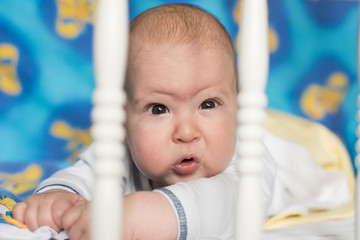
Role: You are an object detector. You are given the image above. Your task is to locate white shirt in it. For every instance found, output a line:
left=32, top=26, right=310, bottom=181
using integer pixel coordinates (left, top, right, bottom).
left=35, top=130, right=280, bottom=240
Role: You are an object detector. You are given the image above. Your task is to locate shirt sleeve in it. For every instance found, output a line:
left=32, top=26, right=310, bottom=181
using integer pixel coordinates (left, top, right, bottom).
left=34, top=146, right=95, bottom=200
left=154, top=145, right=278, bottom=240
left=155, top=173, right=237, bottom=240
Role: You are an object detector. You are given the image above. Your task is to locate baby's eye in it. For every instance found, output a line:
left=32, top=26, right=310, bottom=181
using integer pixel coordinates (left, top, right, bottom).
left=147, top=104, right=169, bottom=115
left=200, top=99, right=219, bottom=109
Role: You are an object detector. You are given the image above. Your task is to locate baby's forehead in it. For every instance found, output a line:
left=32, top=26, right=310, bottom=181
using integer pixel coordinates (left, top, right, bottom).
left=127, top=44, right=237, bottom=93
left=131, top=37, right=236, bottom=66
left=130, top=42, right=235, bottom=75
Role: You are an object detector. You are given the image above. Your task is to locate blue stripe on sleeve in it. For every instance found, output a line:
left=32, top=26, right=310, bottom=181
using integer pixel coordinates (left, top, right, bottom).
left=157, top=188, right=187, bottom=240
left=35, top=184, right=80, bottom=195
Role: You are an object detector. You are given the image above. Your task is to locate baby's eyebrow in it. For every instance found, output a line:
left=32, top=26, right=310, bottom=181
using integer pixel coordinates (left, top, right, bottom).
left=131, top=84, right=231, bottom=107
left=130, top=92, right=169, bottom=107
left=133, top=90, right=181, bottom=103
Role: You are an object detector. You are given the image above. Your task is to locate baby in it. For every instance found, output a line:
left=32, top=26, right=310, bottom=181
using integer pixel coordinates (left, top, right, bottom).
left=13, top=4, right=276, bottom=240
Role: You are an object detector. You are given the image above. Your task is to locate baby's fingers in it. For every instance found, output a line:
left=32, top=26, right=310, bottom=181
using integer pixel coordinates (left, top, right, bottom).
left=62, top=204, right=90, bottom=240
left=22, top=202, right=40, bottom=231
left=51, top=197, right=83, bottom=230
left=13, top=200, right=41, bottom=231
left=61, top=202, right=89, bottom=231
left=12, top=202, right=27, bottom=224
left=61, top=206, right=81, bottom=231
left=38, top=204, right=61, bottom=232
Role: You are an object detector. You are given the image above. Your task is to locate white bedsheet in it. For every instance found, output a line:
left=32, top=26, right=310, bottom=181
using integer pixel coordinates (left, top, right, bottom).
left=263, top=217, right=354, bottom=240
left=0, top=217, right=354, bottom=240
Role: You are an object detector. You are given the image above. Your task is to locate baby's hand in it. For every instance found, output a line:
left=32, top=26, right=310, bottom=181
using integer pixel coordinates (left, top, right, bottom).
left=12, top=190, right=87, bottom=232
left=61, top=201, right=90, bottom=240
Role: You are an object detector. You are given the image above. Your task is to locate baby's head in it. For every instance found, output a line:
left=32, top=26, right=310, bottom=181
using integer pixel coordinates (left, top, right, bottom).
left=128, top=4, right=236, bottom=77
left=125, top=4, right=238, bottom=188
left=127, top=4, right=237, bottom=91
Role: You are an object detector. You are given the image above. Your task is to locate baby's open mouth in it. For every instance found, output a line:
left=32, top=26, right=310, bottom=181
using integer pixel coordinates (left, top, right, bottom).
left=182, top=158, right=193, bottom=162
left=174, top=157, right=199, bottom=175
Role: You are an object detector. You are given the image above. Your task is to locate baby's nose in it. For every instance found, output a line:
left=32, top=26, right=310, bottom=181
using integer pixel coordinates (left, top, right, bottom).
left=172, top=118, right=200, bottom=143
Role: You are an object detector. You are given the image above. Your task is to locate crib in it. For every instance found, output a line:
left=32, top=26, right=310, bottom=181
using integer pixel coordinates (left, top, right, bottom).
left=0, top=0, right=357, bottom=239
left=90, top=0, right=359, bottom=240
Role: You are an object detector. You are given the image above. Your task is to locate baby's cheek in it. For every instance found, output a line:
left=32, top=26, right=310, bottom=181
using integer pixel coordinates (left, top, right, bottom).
left=131, top=139, right=159, bottom=167
left=214, top=130, right=236, bottom=166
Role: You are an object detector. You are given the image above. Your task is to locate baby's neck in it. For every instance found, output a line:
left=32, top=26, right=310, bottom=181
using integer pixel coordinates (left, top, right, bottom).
left=149, top=179, right=166, bottom=189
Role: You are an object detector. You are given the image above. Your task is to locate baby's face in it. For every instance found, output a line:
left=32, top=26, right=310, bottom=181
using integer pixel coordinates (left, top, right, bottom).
left=126, top=43, right=237, bottom=188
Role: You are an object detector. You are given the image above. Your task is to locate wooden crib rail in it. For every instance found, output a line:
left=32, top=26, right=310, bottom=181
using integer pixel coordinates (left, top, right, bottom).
left=91, top=0, right=128, bottom=239
left=235, top=0, right=269, bottom=240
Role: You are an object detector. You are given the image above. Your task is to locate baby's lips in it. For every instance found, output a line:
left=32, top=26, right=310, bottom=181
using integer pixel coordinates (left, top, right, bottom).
left=174, top=159, right=199, bottom=175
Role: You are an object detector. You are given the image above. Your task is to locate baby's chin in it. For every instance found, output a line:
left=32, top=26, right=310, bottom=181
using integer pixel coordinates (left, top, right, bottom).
left=164, top=174, right=215, bottom=187
left=149, top=177, right=197, bottom=189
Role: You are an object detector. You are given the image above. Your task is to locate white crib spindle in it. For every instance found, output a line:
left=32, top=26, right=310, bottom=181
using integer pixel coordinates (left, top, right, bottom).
left=91, top=0, right=128, bottom=240
left=355, top=1, right=360, bottom=239
left=235, top=0, right=269, bottom=240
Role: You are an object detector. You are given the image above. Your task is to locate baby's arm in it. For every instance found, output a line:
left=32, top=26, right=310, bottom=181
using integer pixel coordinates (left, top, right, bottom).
left=122, top=191, right=178, bottom=240
left=60, top=191, right=178, bottom=240
left=12, top=189, right=87, bottom=232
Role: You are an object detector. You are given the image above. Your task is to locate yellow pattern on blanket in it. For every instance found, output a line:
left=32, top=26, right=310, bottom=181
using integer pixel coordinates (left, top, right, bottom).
left=0, top=189, right=28, bottom=229
left=264, top=109, right=354, bottom=229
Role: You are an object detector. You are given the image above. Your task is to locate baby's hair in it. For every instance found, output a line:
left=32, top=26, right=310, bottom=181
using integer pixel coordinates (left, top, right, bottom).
left=127, top=3, right=238, bottom=91
left=130, top=4, right=234, bottom=51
